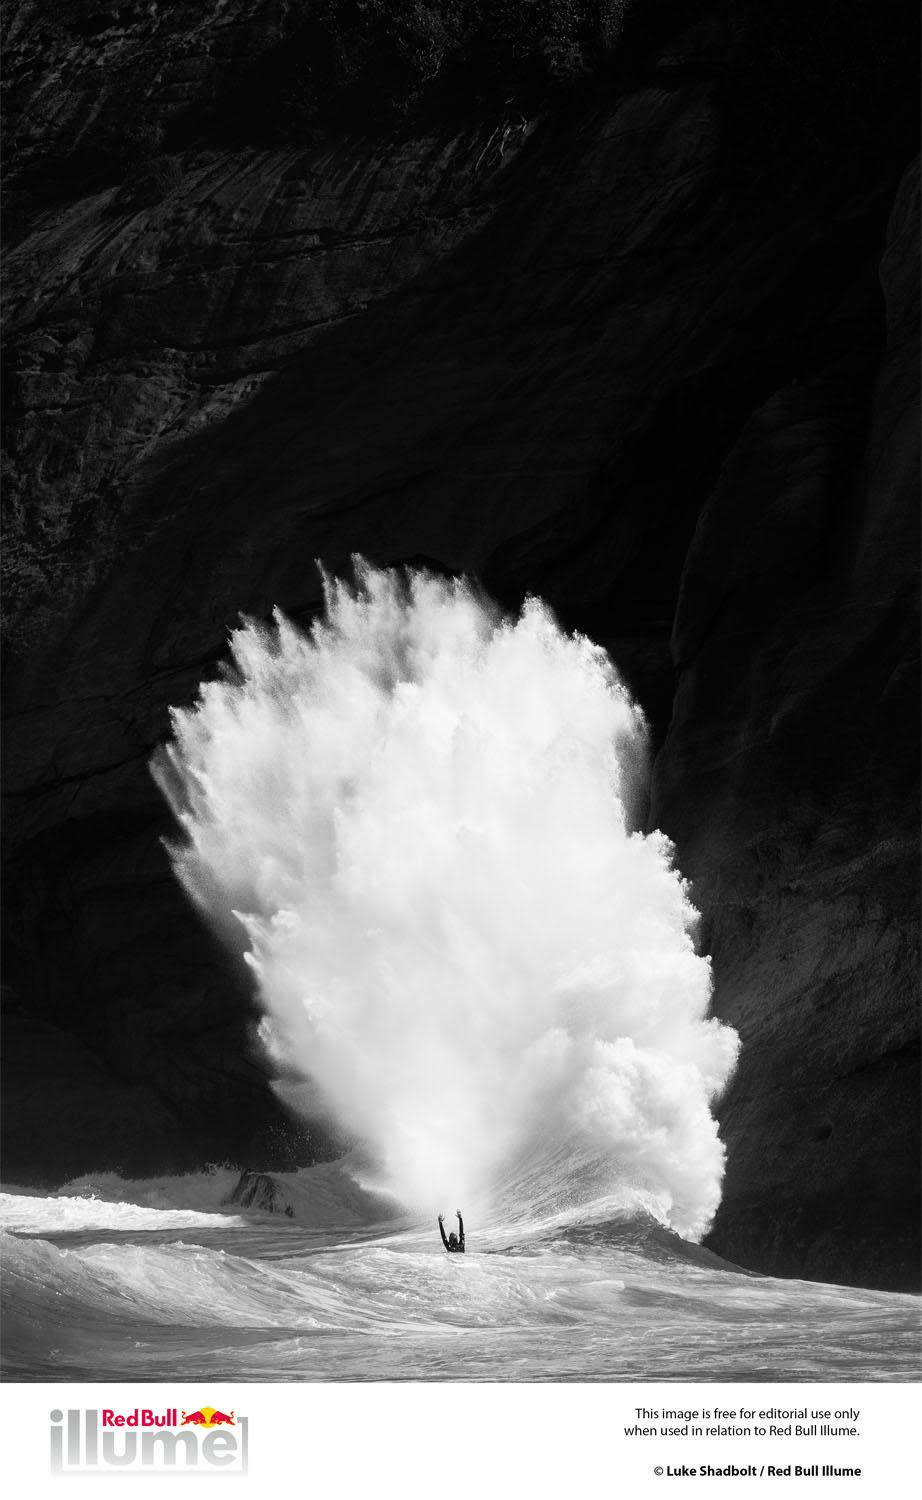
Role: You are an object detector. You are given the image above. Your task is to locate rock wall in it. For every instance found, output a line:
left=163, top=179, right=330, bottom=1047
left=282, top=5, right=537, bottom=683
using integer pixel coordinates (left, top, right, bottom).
left=2, top=0, right=918, bottom=1287
left=653, top=160, right=921, bottom=1290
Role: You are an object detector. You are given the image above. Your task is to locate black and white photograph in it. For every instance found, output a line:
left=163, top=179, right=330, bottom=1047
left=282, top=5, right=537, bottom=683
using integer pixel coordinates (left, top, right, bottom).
left=1, top=0, right=919, bottom=1450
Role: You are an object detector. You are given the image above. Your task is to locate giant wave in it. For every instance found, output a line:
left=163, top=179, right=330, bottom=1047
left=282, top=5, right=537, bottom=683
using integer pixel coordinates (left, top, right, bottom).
left=8, top=565, right=917, bottom=1385
left=153, top=563, right=738, bottom=1238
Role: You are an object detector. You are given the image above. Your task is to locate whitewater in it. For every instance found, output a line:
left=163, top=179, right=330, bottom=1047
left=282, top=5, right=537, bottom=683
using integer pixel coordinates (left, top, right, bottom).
left=3, top=565, right=918, bottom=1381
left=2, top=1166, right=918, bottom=1381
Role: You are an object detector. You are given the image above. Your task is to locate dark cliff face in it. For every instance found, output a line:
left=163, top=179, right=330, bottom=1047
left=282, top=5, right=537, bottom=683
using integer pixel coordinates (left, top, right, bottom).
left=2, top=1, right=918, bottom=1288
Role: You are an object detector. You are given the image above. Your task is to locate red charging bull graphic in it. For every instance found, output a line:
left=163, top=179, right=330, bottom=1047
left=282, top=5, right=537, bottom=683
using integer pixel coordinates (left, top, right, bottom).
left=181, top=1406, right=236, bottom=1428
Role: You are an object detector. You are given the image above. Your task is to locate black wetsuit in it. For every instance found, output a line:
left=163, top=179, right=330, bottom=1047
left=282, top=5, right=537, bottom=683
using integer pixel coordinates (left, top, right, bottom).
left=439, top=1213, right=465, bottom=1253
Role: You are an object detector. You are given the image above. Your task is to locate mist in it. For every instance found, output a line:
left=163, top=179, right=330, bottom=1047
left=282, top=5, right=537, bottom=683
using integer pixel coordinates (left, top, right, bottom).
left=154, top=563, right=738, bottom=1239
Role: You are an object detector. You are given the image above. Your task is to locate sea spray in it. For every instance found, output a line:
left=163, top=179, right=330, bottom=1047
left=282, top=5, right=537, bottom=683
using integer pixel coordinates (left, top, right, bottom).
left=153, top=563, right=738, bottom=1238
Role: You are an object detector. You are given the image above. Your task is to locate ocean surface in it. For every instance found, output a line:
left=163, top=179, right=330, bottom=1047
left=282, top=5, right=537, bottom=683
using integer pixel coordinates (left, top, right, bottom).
left=2, top=1164, right=918, bottom=1383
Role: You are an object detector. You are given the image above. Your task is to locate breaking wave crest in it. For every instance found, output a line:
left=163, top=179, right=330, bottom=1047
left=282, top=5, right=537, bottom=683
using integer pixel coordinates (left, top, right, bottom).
left=153, top=563, right=738, bottom=1239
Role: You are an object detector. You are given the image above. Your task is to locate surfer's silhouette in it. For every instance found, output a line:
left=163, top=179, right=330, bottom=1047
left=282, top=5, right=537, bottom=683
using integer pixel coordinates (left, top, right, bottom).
left=438, top=1210, right=465, bottom=1253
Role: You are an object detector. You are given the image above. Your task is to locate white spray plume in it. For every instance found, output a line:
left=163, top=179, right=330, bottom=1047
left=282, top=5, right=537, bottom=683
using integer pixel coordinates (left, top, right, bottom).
left=154, top=562, right=738, bottom=1239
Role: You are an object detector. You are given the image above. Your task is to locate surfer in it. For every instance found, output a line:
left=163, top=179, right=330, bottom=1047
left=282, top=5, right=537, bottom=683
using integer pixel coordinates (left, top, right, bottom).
left=438, top=1210, right=465, bottom=1253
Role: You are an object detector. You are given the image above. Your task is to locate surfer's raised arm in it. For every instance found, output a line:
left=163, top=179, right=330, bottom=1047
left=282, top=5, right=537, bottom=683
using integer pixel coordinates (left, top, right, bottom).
left=438, top=1213, right=451, bottom=1251
left=456, top=1210, right=465, bottom=1251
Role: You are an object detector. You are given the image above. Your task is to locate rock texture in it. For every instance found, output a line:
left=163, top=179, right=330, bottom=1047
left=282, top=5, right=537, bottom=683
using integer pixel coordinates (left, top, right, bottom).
left=228, top=1170, right=295, bottom=1217
left=223, top=1162, right=399, bottom=1226
left=2, top=1, right=918, bottom=1288
left=653, top=160, right=921, bottom=1291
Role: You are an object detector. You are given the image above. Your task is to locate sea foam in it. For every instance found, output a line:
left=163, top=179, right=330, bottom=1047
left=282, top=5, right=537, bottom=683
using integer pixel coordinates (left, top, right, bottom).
left=154, top=563, right=738, bottom=1238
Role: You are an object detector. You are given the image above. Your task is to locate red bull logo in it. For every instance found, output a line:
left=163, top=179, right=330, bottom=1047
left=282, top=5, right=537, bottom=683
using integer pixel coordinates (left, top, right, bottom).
left=181, top=1407, right=236, bottom=1428
left=52, top=1406, right=247, bottom=1473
